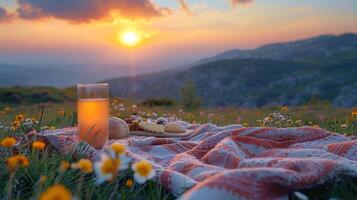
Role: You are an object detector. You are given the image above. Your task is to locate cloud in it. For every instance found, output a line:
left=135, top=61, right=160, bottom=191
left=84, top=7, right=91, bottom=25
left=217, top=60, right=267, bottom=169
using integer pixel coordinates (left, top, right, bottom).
left=177, top=0, right=192, bottom=15
left=0, top=7, right=13, bottom=22
left=16, top=0, right=172, bottom=22
left=230, top=0, right=253, bottom=7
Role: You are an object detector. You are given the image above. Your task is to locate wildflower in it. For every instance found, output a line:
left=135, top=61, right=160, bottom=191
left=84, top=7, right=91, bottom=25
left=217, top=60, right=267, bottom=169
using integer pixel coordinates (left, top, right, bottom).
left=57, top=110, right=65, bottom=116
left=6, top=155, right=29, bottom=172
left=41, top=126, right=50, bottom=131
left=71, top=159, right=93, bottom=174
left=243, top=122, right=249, bottom=127
left=132, top=160, right=156, bottom=184
left=15, top=114, right=24, bottom=122
left=281, top=106, right=289, bottom=112
left=340, top=124, right=347, bottom=129
left=94, top=155, right=128, bottom=184
left=60, top=161, right=70, bottom=172
left=32, top=118, right=39, bottom=124
left=23, top=118, right=34, bottom=129
left=132, top=104, right=138, bottom=110
left=4, top=107, right=11, bottom=112
left=352, top=108, right=357, bottom=116
left=32, top=140, right=46, bottom=150
left=125, top=179, right=134, bottom=188
left=12, top=120, right=21, bottom=129
left=39, top=176, right=47, bottom=184
left=295, top=120, right=303, bottom=126
left=109, top=143, right=126, bottom=158
left=50, top=126, right=56, bottom=131
left=1, top=137, right=17, bottom=148
left=39, top=184, right=72, bottom=200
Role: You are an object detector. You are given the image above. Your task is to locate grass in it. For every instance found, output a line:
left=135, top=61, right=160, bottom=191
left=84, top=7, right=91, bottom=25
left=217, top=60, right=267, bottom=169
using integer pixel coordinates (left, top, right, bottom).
left=0, top=99, right=356, bottom=199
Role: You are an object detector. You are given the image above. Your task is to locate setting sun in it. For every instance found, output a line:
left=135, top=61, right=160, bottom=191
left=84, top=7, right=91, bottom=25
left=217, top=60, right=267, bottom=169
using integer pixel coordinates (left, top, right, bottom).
left=121, top=31, right=140, bottom=47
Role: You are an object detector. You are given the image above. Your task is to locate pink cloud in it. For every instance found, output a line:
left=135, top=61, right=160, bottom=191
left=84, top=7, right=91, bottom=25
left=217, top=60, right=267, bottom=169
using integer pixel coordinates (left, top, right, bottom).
left=230, top=0, right=253, bottom=7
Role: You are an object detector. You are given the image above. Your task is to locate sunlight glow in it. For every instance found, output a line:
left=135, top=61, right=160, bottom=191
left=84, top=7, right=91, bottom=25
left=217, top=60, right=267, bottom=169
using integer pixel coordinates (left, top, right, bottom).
left=120, top=31, right=140, bottom=47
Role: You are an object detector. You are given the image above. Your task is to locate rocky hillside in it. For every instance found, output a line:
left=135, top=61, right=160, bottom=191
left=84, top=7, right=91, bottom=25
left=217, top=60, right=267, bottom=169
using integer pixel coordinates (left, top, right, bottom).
left=108, top=33, right=357, bottom=107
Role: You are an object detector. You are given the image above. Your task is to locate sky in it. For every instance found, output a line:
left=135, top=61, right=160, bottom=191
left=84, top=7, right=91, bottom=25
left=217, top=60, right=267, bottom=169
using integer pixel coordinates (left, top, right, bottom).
left=0, top=0, right=357, bottom=75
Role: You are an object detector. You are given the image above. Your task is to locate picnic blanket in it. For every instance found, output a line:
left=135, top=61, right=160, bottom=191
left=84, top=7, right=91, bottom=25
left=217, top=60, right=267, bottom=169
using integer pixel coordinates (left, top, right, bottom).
left=42, top=122, right=357, bottom=200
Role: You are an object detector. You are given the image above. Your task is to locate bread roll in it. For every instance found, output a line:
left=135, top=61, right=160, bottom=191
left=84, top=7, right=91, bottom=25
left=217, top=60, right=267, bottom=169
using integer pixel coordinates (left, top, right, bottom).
left=164, top=122, right=185, bottom=133
left=109, top=117, right=130, bottom=139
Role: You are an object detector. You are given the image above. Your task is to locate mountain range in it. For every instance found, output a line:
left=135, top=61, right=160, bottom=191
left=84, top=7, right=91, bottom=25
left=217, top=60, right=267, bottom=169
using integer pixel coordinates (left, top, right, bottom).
left=107, top=33, right=357, bottom=107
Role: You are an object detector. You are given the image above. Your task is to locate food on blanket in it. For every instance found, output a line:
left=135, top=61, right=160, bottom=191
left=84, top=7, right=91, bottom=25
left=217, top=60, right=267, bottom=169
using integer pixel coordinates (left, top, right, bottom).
left=164, top=122, right=185, bottom=133
left=109, top=117, right=130, bottom=139
left=156, top=117, right=168, bottom=125
left=138, top=121, right=165, bottom=134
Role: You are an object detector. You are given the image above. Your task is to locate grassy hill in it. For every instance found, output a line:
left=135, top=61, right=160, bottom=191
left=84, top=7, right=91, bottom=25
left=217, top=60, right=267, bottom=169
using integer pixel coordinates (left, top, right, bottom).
left=107, top=57, right=357, bottom=107
left=0, top=86, right=76, bottom=104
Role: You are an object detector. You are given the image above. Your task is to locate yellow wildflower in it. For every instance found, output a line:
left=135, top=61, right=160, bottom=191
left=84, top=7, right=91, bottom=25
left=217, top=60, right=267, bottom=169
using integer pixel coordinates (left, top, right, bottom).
left=32, top=140, right=46, bottom=151
left=341, top=124, right=347, bottom=129
left=12, top=121, right=21, bottom=129
left=352, top=108, right=357, bottom=116
left=15, top=114, right=24, bottom=122
left=125, top=179, right=134, bottom=188
left=1, top=137, right=17, bottom=148
left=4, top=107, right=11, bottom=112
left=32, top=118, right=39, bottom=124
left=39, top=176, right=47, bottom=184
left=57, top=110, right=65, bottom=116
left=50, top=126, right=56, bottom=131
left=39, top=184, right=72, bottom=200
left=60, top=161, right=70, bottom=172
left=6, top=154, right=29, bottom=172
left=132, top=160, right=156, bottom=184
left=243, top=122, right=249, bottom=127
left=281, top=106, right=289, bottom=112
left=71, top=159, right=93, bottom=174
left=94, top=155, right=129, bottom=184
left=109, top=143, right=126, bottom=157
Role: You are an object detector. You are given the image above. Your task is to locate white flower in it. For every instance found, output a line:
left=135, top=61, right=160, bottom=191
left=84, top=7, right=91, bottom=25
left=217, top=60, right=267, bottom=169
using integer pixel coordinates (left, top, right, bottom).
left=107, top=143, right=128, bottom=159
left=94, top=155, right=129, bottom=184
left=132, top=160, right=156, bottom=184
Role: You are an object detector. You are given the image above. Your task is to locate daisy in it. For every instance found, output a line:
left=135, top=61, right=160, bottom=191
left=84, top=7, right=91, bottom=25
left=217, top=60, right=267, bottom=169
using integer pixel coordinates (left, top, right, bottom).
left=132, top=160, right=156, bottom=184
left=94, top=155, right=129, bottom=184
left=108, top=143, right=126, bottom=159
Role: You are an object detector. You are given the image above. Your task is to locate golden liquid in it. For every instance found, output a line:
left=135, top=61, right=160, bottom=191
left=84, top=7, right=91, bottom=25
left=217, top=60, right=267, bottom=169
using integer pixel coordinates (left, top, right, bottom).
left=78, top=98, right=109, bottom=149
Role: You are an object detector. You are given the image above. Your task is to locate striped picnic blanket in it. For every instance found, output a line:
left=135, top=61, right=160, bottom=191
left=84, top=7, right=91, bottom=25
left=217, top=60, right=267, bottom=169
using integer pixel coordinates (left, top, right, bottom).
left=43, top=122, right=357, bottom=200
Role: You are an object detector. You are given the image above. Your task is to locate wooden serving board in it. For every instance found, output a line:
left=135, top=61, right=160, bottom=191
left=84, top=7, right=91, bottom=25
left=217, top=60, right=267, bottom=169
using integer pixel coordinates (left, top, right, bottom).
left=130, top=129, right=194, bottom=138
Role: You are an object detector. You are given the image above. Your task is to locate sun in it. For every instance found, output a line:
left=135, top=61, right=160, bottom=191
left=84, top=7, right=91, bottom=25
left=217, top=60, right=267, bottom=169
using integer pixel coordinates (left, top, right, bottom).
left=120, top=31, right=140, bottom=47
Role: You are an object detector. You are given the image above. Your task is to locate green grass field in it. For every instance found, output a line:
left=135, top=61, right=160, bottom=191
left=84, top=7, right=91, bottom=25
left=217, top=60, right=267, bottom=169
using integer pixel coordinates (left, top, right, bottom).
left=0, top=99, right=356, bottom=199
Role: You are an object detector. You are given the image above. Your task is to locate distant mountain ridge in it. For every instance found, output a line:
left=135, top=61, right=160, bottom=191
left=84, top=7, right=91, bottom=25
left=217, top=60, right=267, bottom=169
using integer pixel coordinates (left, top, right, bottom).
left=196, top=33, right=357, bottom=65
left=107, top=33, right=357, bottom=107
